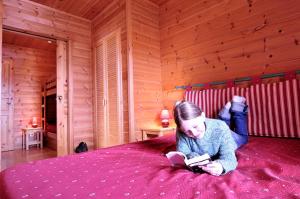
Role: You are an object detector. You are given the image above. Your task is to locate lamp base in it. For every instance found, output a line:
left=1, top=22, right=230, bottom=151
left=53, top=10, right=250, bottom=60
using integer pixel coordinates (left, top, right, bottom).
left=161, top=121, right=169, bottom=128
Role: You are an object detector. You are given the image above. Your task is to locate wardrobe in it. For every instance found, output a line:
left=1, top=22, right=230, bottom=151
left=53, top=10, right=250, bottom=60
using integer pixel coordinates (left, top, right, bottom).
left=94, top=30, right=124, bottom=148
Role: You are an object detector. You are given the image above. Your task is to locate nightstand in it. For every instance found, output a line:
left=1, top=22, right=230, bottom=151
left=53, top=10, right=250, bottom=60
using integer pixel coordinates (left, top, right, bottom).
left=141, top=127, right=175, bottom=140
left=21, top=127, right=44, bottom=150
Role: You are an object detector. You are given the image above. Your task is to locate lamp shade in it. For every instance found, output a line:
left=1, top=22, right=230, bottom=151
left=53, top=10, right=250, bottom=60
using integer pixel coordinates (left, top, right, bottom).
left=160, top=109, right=170, bottom=119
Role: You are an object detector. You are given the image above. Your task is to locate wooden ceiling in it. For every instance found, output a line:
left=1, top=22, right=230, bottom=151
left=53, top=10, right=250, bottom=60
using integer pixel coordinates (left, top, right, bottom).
left=30, top=0, right=168, bottom=20
left=3, top=30, right=56, bottom=52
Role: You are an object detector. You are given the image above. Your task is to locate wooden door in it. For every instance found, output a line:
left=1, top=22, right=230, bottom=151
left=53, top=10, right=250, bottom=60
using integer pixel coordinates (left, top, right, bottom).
left=1, top=59, right=14, bottom=151
left=106, top=33, right=123, bottom=146
left=95, top=30, right=123, bottom=148
left=95, top=42, right=108, bottom=147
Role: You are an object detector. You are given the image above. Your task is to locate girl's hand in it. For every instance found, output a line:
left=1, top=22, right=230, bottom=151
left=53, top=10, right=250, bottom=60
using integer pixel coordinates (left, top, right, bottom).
left=200, top=161, right=223, bottom=176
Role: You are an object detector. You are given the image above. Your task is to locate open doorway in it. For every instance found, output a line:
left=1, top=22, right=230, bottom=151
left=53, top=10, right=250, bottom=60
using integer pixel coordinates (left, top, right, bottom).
left=1, top=30, right=58, bottom=170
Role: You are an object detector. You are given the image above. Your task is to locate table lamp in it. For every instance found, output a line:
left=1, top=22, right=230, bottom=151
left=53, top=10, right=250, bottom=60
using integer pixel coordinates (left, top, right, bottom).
left=32, top=117, right=38, bottom=128
left=160, top=109, right=170, bottom=128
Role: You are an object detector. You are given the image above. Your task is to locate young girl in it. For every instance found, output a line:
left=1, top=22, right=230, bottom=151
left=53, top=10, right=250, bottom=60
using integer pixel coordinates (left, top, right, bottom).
left=174, top=96, right=248, bottom=176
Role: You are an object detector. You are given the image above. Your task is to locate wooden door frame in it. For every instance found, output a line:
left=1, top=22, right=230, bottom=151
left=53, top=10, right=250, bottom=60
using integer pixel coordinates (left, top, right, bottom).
left=126, top=0, right=135, bottom=142
left=0, top=27, right=73, bottom=170
left=56, top=40, right=69, bottom=156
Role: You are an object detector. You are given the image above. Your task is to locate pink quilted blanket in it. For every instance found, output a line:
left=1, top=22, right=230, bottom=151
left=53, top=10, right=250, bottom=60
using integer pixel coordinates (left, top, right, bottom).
left=0, top=135, right=299, bottom=198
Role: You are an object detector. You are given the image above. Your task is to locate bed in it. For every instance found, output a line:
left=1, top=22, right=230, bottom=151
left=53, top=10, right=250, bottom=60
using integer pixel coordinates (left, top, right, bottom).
left=0, top=134, right=299, bottom=199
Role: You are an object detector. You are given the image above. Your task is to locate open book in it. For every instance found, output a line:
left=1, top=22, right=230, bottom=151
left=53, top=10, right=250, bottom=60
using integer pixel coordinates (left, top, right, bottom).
left=166, top=151, right=211, bottom=169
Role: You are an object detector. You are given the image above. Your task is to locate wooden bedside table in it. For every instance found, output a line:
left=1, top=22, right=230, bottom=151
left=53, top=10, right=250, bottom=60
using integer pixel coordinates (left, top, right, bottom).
left=21, top=127, right=44, bottom=150
left=141, top=127, right=175, bottom=140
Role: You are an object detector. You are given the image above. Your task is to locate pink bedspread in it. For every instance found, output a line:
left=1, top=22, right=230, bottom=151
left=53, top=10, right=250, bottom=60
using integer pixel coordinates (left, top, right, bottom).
left=1, top=135, right=300, bottom=199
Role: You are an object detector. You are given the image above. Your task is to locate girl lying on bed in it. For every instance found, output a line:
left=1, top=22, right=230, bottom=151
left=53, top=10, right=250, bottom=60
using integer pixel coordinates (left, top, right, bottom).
left=174, top=96, right=248, bottom=176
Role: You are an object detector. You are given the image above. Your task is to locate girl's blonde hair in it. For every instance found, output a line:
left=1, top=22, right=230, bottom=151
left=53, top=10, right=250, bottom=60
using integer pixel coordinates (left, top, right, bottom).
left=173, top=101, right=202, bottom=128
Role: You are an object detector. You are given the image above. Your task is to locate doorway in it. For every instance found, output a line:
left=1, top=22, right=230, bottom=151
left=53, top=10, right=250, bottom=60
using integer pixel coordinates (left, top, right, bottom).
left=0, top=29, right=69, bottom=170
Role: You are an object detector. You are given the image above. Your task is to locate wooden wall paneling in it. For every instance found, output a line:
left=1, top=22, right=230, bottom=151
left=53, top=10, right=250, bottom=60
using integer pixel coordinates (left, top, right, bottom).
left=160, top=0, right=249, bottom=38
left=30, top=0, right=114, bottom=20
left=32, top=0, right=168, bottom=20
left=30, top=0, right=167, bottom=19
left=160, top=3, right=300, bottom=62
left=3, top=0, right=93, bottom=151
left=131, top=0, right=162, bottom=139
left=3, top=29, right=56, bottom=51
left=162, top=88, right=184, bottom=126
left=92, top=0, right=125, bottom=39
left=160, top=0, right=300, bottom=94
left=149, top=0, right=169, bottom=6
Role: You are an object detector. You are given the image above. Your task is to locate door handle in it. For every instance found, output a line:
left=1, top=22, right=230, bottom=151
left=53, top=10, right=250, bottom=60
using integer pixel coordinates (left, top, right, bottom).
left=58, top=95, right=63, bottom=101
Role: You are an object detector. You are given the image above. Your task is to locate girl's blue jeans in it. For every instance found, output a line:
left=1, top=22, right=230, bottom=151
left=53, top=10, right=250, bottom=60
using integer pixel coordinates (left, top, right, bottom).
left=218, top=105, right=248, bottom=148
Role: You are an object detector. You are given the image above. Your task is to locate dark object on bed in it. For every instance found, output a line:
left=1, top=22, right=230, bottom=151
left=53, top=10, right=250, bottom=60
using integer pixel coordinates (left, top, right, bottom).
left=0, top=135, right=299, bottom=198
left=75, top=142, right=88, bottom=153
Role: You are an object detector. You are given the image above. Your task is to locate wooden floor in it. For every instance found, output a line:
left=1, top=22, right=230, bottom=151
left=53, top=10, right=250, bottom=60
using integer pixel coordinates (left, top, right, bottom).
left=1, top=147, right=57, bottom=171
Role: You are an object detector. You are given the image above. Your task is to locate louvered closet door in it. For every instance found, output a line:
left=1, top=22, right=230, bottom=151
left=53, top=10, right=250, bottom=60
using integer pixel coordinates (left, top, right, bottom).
left=95, top=43, right=107, bottom=147
left=95, top=30, right=123, bottom=148
left=106, top=34, right=123, bottom=146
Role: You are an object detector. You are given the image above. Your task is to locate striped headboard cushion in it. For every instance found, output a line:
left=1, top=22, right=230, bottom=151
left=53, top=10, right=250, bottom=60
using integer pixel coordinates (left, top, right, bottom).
left=185, top=79, right=300, bottom=138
